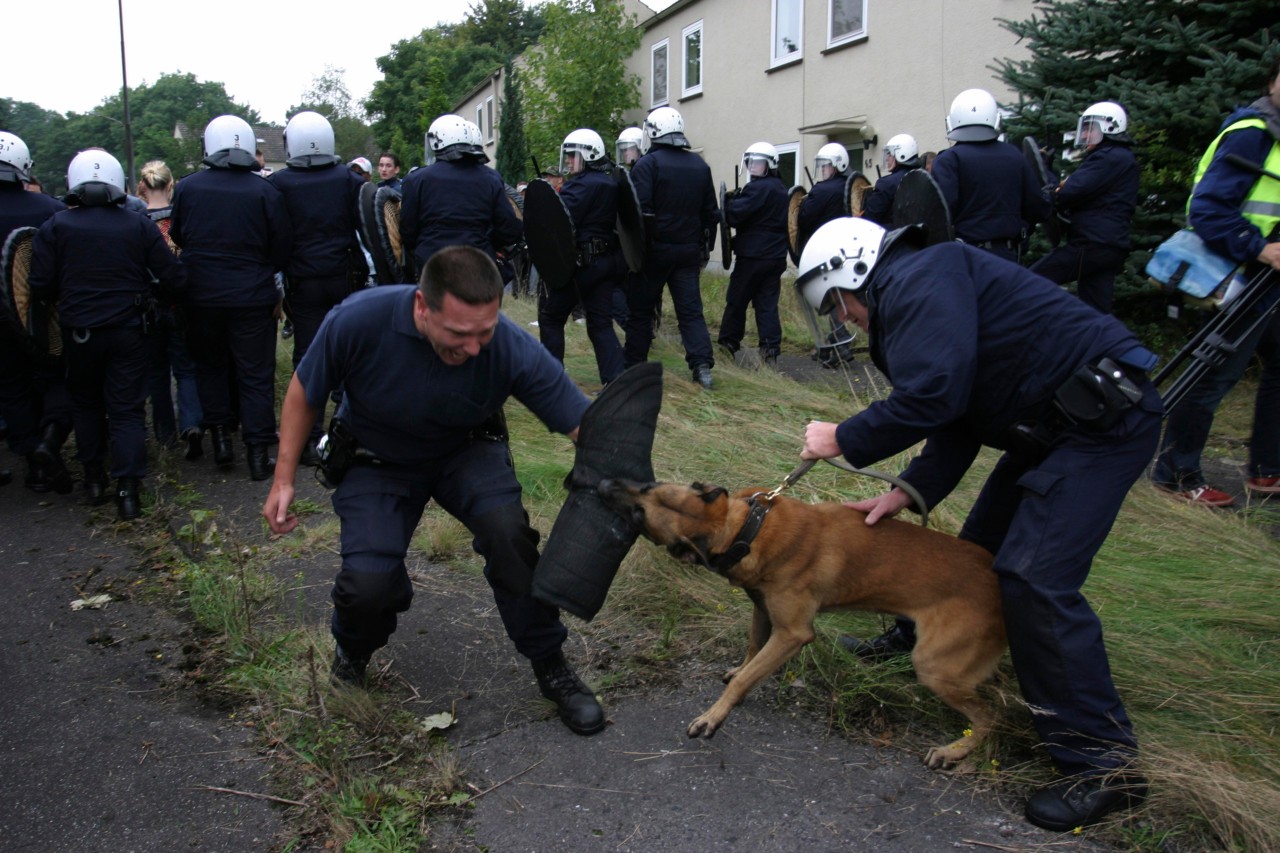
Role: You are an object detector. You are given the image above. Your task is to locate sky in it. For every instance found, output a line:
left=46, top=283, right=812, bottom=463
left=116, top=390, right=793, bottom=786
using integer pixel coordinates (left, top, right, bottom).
left=6, top=1, right=675, bottom=128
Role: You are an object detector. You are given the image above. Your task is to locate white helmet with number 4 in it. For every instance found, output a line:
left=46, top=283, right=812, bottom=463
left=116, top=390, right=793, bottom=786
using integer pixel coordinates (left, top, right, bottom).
left=643, top=106, right=689, bottom=150
left=0, top=131, right=33, bottom=183
left=284, top=110, right=336, bottom=159
left=795, top=217, right=887, bottom=315
left=945, top=89, right=1001, bottom=142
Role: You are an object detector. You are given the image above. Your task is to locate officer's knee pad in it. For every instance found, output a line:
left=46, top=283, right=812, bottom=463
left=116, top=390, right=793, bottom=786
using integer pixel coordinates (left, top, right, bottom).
left=332, top=568, right=413, bottom=616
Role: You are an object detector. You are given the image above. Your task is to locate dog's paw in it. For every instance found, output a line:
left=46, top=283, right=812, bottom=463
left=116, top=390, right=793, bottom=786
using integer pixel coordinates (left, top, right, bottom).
left=721, top=666, right=741, bottom=683
left=924, top=741, right=973, bottom=771
left=687, top=715, right=721, bottom=739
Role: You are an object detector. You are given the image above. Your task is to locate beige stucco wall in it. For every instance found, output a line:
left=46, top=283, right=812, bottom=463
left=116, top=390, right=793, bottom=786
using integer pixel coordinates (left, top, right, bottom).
left=623, top=0, right=1035, bottom=186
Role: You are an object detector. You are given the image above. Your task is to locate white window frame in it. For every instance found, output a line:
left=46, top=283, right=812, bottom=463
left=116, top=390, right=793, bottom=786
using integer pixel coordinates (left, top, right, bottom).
left=771, top=0, right=803, bottom=68
left=651, top=39, right=670, bottom=107
left=773, top=141, right=800, bottom=188
left=484, top=96, right=495, bottom=143
left=828, top=0, right=868, bottom=49
left=682, top=20, right=704, bottom=98
left=475, top=104, right=485, bottom=142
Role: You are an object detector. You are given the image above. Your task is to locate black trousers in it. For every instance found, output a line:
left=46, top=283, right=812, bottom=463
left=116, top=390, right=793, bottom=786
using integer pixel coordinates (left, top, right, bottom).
left=64, top=324, right=149, bottom=479
left=1030, top=242, right=1129, bottom=314
left=286, top=275, right=354, bottom=440
left=186, top=304, right=278, bottom=446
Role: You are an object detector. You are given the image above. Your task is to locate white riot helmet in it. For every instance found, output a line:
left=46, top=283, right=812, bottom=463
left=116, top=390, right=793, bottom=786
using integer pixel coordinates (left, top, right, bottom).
left=616, top=126, right=643, bottom=166
left=560, top=128, right=607, bottom=175
left=1075, top=101, right=1128, bottom=147
left=796, top=218, right=886, bottom=315
left=0, top=131, right=33, bottom=184
left=814, top=143, right=849, bottom=179
left=742, top=141, right=779, bottom=177
left=945, top=89, right=1001, bottom=142
left=66, top=148, right=127, bottom=206
left=426, top=114, right=486, bottom=164
left=643, top=106, right=689, bottom=149
left=284, top=110, right=335, bottom=159
left=203, top=114, right=257, bottom=167
left=882, top=133, right=920, bottom=169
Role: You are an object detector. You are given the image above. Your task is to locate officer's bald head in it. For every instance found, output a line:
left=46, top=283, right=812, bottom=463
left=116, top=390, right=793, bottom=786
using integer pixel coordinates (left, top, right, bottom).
left=420, top=245, right=504, bottom=311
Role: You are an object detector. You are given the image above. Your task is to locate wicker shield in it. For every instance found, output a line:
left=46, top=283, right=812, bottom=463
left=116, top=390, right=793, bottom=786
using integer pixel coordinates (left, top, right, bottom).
left=2, top=226, right=61, bottom=357
left=615, top=166, right=646, bottom=273
left=504, top=183, right=525, bottom=220
left=786, top=184, right=807, bottom=264
left=843, top=172, right=872, bottom=217
left=891, top=170, right=954, bottom=246
left=523, top=178, right=578, bottom=290
left=359, top=182, right=407, bottom=284
left=718, top=181, right=733, bottom=271
left=1023, top=135, right=1063, bottom=245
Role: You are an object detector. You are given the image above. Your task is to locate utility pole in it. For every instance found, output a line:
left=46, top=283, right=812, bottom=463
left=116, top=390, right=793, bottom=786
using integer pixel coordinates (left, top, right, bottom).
left=118, top=0, right=135, bottom=189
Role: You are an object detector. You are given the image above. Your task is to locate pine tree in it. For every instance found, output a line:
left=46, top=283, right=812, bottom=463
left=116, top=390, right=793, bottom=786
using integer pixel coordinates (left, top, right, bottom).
left=994, top=0, right=1278, bottom=300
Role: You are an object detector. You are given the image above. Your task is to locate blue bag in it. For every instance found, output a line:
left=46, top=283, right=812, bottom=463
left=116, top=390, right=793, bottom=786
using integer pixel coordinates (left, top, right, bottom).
left=1145, top=229, right=1240, bottom=299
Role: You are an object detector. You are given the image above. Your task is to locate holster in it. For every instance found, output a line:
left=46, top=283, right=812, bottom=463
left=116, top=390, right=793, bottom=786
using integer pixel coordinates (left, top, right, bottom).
left=316, top=418, right=371, bottom=488
left=1006, top=357, right=1143, bottom=456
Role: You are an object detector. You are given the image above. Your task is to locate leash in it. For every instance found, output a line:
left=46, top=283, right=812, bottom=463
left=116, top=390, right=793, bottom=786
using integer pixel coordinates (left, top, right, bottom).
left=766, top=457, right=931, bottom=529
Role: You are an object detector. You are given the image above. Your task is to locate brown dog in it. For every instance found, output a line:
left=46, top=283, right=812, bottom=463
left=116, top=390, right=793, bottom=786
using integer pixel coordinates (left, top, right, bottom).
left=599, top=479, right=1007, bottom=769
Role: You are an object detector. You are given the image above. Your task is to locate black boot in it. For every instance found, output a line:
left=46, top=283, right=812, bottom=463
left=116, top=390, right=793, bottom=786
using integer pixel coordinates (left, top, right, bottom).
left=83, top=461, right=109, bottom=504
left=209, top=425, right=234, bottom=470
left=532, top=651, right=605, bottom=735
left=246, top=444, right=275, bottom=481
left=115, top=477, right=142, bottom=521
left=31, top=423, right=74, bottom=494
left=1025, top=772, right=1147, bottom=831
left=838, top=621, right=917, bottom=662
left=331, top=645, right=370, bottom=686
left=182, top=427, right=204, bottom=461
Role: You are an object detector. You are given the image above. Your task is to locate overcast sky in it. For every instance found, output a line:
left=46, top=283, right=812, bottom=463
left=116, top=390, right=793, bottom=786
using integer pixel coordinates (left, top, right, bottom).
left=6, top=1, right=672, bottom=127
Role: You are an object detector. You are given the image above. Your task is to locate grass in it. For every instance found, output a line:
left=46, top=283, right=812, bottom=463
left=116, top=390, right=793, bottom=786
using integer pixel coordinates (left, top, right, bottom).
left=151, top=275, right=1278, bottom=852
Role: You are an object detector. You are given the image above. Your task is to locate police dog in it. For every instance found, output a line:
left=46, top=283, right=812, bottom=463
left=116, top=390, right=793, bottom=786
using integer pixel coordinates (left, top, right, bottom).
left=599, top=479, right=1006, bottom=769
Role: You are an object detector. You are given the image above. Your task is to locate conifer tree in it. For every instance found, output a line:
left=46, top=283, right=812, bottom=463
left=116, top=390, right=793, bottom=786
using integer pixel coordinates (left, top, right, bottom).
left=496, top=59, right=531, bottom=185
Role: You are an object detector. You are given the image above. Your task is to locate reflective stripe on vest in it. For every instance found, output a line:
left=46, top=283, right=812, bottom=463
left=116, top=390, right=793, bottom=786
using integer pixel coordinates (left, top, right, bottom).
left=1188, top=116, right=1280, bottom=241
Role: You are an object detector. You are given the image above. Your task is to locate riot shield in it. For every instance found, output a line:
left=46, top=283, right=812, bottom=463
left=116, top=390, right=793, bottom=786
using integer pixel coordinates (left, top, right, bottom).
left=843, top=172, right=872, bottom=217
left=358, top=182, right=408, bottom=284
left=1, top=226, right=61, bottom=360
left=523, top=178, right=578, bottom=291
left=615, top=166, right=646, bottom=273
left=1023, top=135, right=1062, bottom=245
left=718, top=181, right=733, bottom=271
left=786, top=184, right=807, bottom=264
left=891, top=170, right=954, bottom=245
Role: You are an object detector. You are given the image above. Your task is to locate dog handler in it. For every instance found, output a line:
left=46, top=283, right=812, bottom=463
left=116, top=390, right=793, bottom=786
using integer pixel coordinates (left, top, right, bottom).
left=796, top=217, right=1161, bottom=831
left=262, top=245, right=605, bottom=736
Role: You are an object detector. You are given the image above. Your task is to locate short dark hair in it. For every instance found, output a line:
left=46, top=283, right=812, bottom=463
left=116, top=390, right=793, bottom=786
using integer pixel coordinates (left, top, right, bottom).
left=379, top=152, right=401, bottom=168
left=419, top=245, right=503, bottom=310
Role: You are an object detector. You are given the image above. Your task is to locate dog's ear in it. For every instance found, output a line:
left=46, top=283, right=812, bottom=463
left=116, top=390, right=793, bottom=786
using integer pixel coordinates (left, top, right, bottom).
left=690, top=482, right=728, bottom=504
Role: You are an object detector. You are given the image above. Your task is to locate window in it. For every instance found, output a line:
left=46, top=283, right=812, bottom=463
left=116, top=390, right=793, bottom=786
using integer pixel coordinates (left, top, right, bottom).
left=829, top=0, right=867, bottom=48
left=651, top=39, right=669, bottom=107
left=484, top=96, right=495, bottom=143
left=475, top=104, right=485, bottom=142
left=774, top=142, right=799, bottom=188
left=682, top=21, right=703, bottom=98
left=772, top=0, right=802, bottom=66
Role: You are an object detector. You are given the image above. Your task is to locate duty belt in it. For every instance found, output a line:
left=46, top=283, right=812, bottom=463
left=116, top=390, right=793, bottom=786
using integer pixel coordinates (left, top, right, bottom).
left=577, top=237, right=619, bottom=266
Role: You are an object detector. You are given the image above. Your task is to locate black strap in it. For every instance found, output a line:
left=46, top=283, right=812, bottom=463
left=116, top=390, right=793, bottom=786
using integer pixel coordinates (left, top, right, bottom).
left=707, top=495, right=772, bottom=574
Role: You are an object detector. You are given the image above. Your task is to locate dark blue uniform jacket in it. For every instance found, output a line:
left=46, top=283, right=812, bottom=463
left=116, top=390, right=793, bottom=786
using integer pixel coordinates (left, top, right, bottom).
left=296, top=286, right=588, bottom=466
left=1188, top=102, right=1280, bottom=265
left=559, top=169, right=619, bottom=244
left=0, top=184, right=66, bottom=236
left=863, top=166, right=914, bottom=227
left=630, top=146, right=718, bottom=249
left=29, top=205, right=185, bottom=328
left=931, top=141, right=1050, bottom=244
left=1055, top=141, right=1139, bottom=249
left=835, top=242, right=1155, bottom=508
left=399, top=160, right=522, bottom=270
left=268, top=162, right=365, bottom=278
left=796, top=175, right=846, bottom=250
left=726, top=174, right=787, bottom=259
left=170, top=167, right=292, bottom=307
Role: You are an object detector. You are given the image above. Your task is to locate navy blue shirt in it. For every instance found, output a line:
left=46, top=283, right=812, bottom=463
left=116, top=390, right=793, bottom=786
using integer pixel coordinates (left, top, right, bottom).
left=28, top=205, right=185, bottom=328
left=1055, top=141, right=1139, bottom=249
left=296, top=286, right=589, bottom=466
left=399, top=160, right=522, bottom=271
left=726, top=173, right=787, bottom=260
left=835, top=242, right=1151, bottom=507
left=0, top=183, right=66, bottom=237
left=862, top=166, right=916, bottom=227
left=931, top=141, right=1051, bottom=244
left=630, top=145, right=718, bottom=249
left=796, top=175, right=846, bottom=251
left=268, top=162, right=365, bottom=279
left=377, top=177, right=402, bottom=192
left=559, top=168, right=619, bottom=244
left=170, top=166, right=293, bottom=307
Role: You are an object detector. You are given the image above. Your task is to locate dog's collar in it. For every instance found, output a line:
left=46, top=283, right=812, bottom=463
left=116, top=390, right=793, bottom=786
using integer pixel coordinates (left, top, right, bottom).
left=707, top=494, right=772, bottom=574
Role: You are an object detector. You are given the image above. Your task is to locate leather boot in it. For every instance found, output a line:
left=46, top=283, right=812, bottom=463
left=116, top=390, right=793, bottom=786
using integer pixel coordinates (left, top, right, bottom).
left=83, top=461, right=109, bottom=504
left=31, top=423, right=74, bottom=494
left=182, top=427, right=204, bottom=461
left=115, top=477, right=142, bottom=521
left=209, top=425, right=234, bottom=470
left=246, top=444, right=275, bottom=481
left=531, top=651, right=605, bottom=735
left=838, top=621, right=917, bottom=662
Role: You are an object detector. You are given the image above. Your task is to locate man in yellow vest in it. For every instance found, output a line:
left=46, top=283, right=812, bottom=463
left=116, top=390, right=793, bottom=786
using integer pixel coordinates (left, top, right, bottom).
left=1152, top=57, right=1280, bottom=505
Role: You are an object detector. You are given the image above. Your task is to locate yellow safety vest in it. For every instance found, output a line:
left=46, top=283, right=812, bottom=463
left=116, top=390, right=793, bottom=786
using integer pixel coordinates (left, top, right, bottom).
left=1188, top=116, right=1280, bottom=241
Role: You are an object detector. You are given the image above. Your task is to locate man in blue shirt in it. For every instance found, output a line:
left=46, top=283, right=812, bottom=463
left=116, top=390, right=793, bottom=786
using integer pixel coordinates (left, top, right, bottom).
left=263, top=245, right=605, bottom=735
